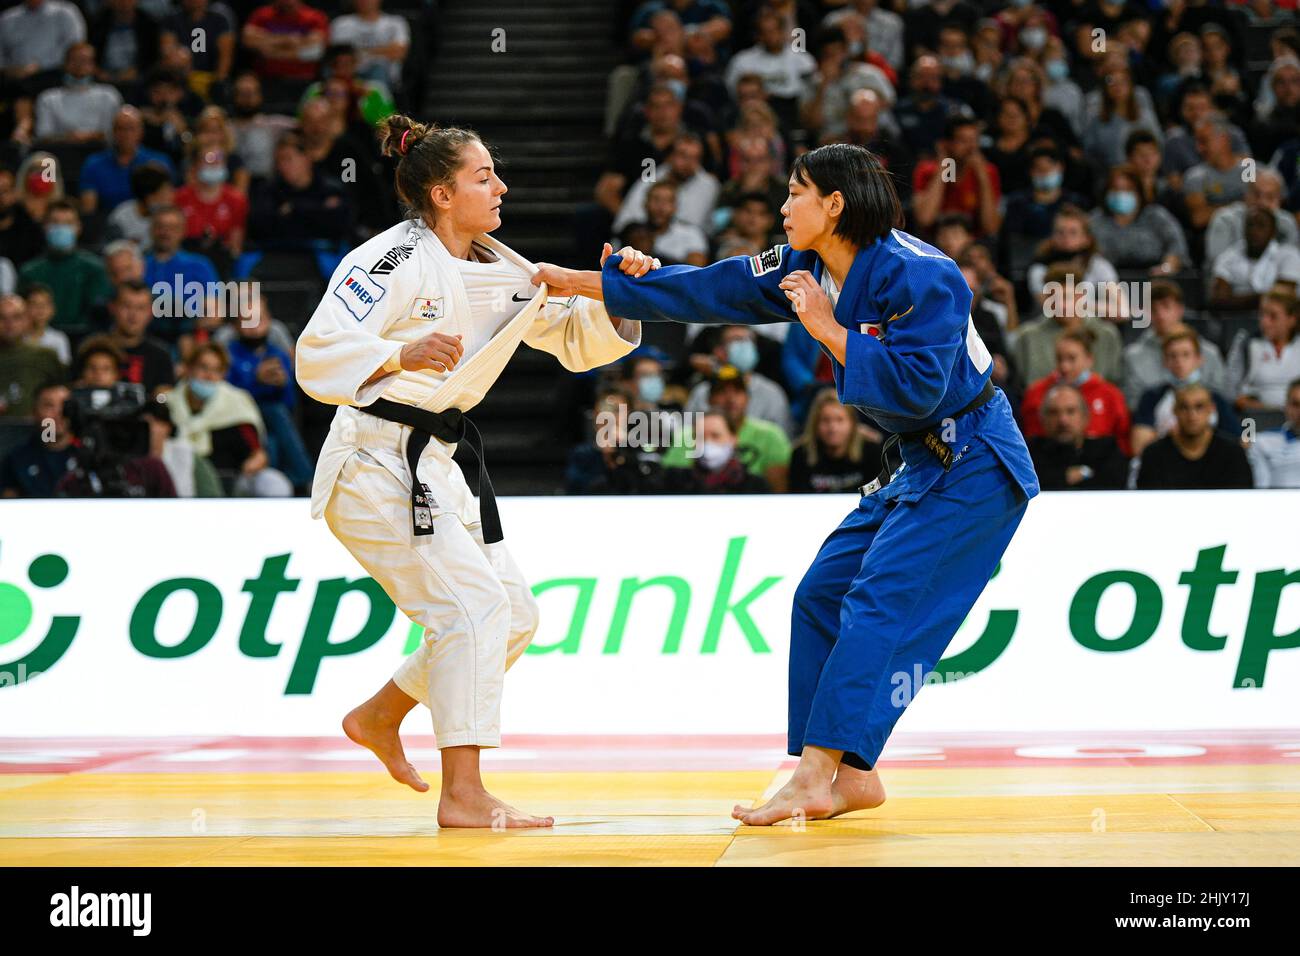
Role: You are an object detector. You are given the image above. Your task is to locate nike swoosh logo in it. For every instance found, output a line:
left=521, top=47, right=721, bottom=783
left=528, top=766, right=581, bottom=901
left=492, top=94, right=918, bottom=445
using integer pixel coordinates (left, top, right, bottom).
left=888, top=305, right=913, bottom=322
left=512, top=293, right=532, bottom=302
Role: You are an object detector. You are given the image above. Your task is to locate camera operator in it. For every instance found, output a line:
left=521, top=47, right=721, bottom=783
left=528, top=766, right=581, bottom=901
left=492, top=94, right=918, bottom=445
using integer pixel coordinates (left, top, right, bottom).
left=55, top=336, right=177, bottom=498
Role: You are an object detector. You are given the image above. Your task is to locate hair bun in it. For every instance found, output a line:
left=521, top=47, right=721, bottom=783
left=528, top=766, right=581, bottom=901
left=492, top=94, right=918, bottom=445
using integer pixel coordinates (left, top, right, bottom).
left=380, top=115, right=431, bottom=159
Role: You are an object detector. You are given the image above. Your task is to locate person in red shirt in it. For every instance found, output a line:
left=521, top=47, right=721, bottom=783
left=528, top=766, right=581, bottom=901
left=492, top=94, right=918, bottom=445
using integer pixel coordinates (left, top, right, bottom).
left=912, top=114, right=1002, bottom=239
left=175, top=148, right=248, bottom=258
left=1022, top=329, right=1132, bottom=455
left=241, top=0, right=328, bottom=84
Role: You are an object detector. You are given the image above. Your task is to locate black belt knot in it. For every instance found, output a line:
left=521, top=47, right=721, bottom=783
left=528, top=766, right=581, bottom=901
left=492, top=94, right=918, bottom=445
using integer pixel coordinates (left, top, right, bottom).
left=862, top=378, right=997, bottom=496
left=355, top=398, right=503, bottom=544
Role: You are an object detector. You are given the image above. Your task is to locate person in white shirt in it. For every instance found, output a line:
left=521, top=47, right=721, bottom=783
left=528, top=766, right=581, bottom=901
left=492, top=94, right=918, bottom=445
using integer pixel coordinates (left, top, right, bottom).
left=626, top=179, right=708, bottom=265
left=0, top=0, right=86, bottom=83
left=1248, top=379, right=1300, bottom=487
left=724, top=7, right=816, bottom=104
left=329, top=0, right=409, bottom=88
left=1228, top=291, right=1300, bottom=413
left=296, top=116, right=644, bottom=828
left=34, top=43, right=122, bottom=145
left=612, top=133, right=719, bottom=235
left=1211, top=209, right=1300, bottom=302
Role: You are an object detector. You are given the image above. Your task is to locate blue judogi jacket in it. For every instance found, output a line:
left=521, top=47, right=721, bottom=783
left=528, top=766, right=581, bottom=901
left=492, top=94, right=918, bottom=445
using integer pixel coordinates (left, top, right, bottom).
left=602, top=229, right=1040, bottom=503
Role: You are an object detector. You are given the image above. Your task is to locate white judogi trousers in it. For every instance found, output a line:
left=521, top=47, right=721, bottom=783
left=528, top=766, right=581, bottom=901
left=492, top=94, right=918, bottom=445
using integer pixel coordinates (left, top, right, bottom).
left=322, top=413, right=539, bottom=749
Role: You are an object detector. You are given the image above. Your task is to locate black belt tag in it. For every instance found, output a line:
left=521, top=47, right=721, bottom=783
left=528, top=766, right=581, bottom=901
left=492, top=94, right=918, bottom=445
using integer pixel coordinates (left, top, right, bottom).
left=921, top=431, right=955, bottom=471
left=412, top=482, right=436, bottom=536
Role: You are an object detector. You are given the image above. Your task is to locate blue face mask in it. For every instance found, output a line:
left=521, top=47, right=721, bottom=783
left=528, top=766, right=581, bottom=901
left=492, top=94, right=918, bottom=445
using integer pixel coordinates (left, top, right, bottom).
left=1046, top=59, right=1069, bottom=81
left=1106, top=190, right=1138, bottom=216
left=637, top=374, right=665, bottom=404
left=189, top=378, right=219, bottom=401
left=1032, top=169, right=1063, bottom=192
left=726, top=339, right=759, bottom=373
left=45, top=223, right=76, bottom=252
left=1069, top=369, right=1092, bottom=387
left=1174, top=368, right=1202, bottom=386
left=198, top=166, right=229, bottom=186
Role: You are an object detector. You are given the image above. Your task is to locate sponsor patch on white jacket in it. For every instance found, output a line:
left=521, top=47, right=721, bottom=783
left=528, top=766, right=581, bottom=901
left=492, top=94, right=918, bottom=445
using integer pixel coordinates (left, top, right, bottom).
left=334, top=267, right=385, bottom=321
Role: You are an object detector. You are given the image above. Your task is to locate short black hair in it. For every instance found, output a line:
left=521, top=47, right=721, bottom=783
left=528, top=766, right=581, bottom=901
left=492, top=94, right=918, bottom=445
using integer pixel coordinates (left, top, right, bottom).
left=130, top=162, right=172, bottom=201
left=936, top=212, right=974, bottom=233
left=1124, top=128, right=1159, bottom=155
left=943, top=114, right=979, bottom=141
left=1029, top=144, right=1062, bottom=165
left=789, top=144, right=903, bottom=248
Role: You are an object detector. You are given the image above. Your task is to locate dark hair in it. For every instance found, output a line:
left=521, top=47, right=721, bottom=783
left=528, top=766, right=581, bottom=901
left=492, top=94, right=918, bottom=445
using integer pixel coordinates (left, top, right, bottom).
left=75, top=334, right=125, bottom=376
left=789, top=144, right=903, bottom=248
left=114, top=279, right=150, bottom=301
left=379, top=113, right=488, bottom=225
left=130, top=162, right=173, bottom=201
left=1150, top=280, right=1183, bottom=304
left=943, top=114, right=979, bottom=141
left=1058, top=328, right=1096, bottom=355
left=936, top=212, right=974, bottom=234
left=1029, top=144, right=1062, bottom=165
left=45, top=198, right=79, bottom=221
left=1123, top=128, right=1159, bottom=156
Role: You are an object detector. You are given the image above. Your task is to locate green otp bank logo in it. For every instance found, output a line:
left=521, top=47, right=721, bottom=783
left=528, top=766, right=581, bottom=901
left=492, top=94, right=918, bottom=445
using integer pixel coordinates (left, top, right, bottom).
left=0, top=540, right=1296, bottom=694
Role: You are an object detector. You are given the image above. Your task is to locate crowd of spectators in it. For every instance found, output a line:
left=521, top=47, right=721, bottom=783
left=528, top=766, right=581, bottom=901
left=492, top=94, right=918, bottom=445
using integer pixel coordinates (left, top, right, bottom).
left=569, top=0, right=1300, bottom=494
left=0, top=0, right=414, bottom=497
left=2, top=0, right=1299, bottom=500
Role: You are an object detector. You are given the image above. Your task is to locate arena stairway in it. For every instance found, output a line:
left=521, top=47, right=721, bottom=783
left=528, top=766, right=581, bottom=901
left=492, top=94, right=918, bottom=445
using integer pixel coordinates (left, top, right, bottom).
left=422, top=0, right=625, bottom=494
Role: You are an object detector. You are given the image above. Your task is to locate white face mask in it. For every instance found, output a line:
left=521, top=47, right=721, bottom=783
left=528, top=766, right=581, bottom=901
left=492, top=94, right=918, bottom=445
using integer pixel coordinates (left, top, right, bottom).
left=698, top=440, right=733, bottom=470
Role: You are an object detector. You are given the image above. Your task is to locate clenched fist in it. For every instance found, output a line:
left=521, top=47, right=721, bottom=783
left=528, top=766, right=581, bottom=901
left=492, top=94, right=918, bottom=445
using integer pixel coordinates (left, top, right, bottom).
left=402, top=332, right=464, bottom=373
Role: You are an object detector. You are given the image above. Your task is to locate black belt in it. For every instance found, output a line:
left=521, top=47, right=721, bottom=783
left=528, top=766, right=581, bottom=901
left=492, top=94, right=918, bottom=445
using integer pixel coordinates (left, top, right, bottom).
left=861, top=378, right=997, bottom=496
left=355, top=398, right=503, bottom=544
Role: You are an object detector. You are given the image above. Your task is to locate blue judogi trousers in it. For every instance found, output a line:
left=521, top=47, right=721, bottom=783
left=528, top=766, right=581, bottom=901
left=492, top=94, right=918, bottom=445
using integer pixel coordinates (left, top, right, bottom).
left=789, top=439, right=1028, bottom=770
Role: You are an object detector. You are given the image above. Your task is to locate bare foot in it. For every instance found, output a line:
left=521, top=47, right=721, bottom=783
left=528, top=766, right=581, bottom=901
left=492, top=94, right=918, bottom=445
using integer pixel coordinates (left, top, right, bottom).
left=342, top=704, right=429, bottom=793
left=733, top=775, right=833, bottom=827
left=828, top=766, right=886, bottom=818
left=437, top=787, right=555, bottom=829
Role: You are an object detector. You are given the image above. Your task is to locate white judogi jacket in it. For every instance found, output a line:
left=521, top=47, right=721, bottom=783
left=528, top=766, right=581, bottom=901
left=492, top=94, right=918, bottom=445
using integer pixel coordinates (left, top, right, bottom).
left=297, top=218, right=641, bottom=521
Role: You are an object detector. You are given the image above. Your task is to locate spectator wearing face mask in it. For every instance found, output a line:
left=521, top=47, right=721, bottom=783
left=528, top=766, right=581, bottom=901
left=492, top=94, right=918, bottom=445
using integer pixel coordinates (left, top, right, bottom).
left=1090, top=163, right=1188, bottom=276
left=1248, top=378, right=1300, bottom=489
left=684, top=325, right=793, bottom=435
left=666, top=409, right=770, bottom=494
left=174, top=148, right=248, bottom=262
left=1027, top=383, right=1129, bottom=490
left=168, top=342, right=292, bottom=497
left=1135, top=384, right=1253, bottom=490
left=18, top=200, right=111, bottom=342
left=33, top=43, right=122, bottom=148
left=222, top=296, right=312, bottom=490
left=1020, top=329, right=1131, bottom=455
left=664, top=365, right=791, bottom=490
left=142, top=390, right=223, bottom=497
left=957, top=256, right=1022, bottom=405
left=565, top=385, right=668, bottom=495
left=999, top=145, right=1087, bottom=254
left=1131, top=327, right=1240, bottom=457
left=104, top=161, right=174, bottom=249
left=788, top=388, right=883, bottom=493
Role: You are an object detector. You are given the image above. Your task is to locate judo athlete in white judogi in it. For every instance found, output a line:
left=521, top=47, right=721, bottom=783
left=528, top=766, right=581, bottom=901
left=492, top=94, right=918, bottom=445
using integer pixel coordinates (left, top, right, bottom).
left=295, top=118, right=644, bottom=828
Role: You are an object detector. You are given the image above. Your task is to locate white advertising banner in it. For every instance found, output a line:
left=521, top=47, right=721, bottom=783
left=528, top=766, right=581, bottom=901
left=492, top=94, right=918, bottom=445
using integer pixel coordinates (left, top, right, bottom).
left=1, top=492, right=1298, bottom=737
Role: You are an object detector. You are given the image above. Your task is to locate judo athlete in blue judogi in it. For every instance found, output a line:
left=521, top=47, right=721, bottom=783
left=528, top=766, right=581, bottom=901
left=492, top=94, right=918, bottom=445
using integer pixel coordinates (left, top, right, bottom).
left=532, top=144, right=1040, bottom=826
